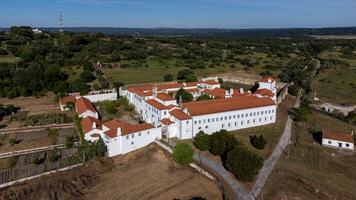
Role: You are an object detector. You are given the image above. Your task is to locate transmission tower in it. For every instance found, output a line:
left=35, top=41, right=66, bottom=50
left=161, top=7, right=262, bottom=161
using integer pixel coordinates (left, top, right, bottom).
left=59, top=11, right=64, bottom=33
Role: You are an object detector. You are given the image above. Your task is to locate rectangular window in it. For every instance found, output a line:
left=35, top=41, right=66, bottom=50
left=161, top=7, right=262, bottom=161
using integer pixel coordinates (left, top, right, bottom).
left=224, top=116, right=227, bottom=120
left=194, top=121, right=197, bottom=124
left=132, top=134, right=134, bottom=138
left=147, top=131, right=150, bottom=134
left=208, top=119, right=210, bottom=123
left=247, top=120, right=250, bottom=124
left=229, top=116, right=232, bottom=120
left=216, top=117, right=219, bottom=121
left=346, top=143, right=350, bottom=147
left=203, top=119, right=206, bottom=123
left=233, top=115, right=236, bottom=119
left=186, top=121, right=189, bottom=124
left=139, top=132, right=141, bottom=136
left=126, top=135, right=129, bottom=139
left=222, top=124, right=224, bottom=128
left=212, top=118, right=215, bottom=122
left=220, top=117, right=223, bottom=121
left=199, top=120, right=201, bottom=124
left=328, top=140, right=331, bottom=144
left=237, top=114, right=240, bottom=118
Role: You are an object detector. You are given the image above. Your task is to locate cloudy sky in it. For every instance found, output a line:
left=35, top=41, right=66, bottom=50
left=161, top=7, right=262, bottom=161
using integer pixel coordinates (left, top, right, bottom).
left=0, top=0, right=355, bottom=28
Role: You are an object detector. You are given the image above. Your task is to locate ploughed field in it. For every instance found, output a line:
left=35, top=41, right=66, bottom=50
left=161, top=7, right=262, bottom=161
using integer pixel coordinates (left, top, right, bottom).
left=0, top=144, right=222, bottom=200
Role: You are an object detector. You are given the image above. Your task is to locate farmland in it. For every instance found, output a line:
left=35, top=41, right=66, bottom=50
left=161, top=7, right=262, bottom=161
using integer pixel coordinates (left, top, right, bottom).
left=0, top=144, right=222, bottom=200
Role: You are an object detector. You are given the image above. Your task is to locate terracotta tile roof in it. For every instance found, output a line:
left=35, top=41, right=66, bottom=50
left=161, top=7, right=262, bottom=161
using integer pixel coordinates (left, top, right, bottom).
left=103, top=120, right=154, bottom=137
left=161, top=118, right=174, bottom=125
left=260, top=76, right=276, bottom=83
left=170, top=109, right=192, bottom=120
left=157, top=83, right=184, bottom=90
left=185, top=88, right=200, bottom=93
left=254, top=89, right=275, bottom=97
left=126, top=84, right=153, bottom=92
left=202, top=80, right=220, bottom=85
left=185, top=82, right=200, bottom=87
left=203, top=88, right=226, bottom=98
left=146, top=99, right=169, bottom=110
left=323, top=131, right=354, bottom=143
left=183, top=96, right=275, bottom=116
left=81, top=116, right=101, bottom=133
left=59, top=96, right=76, bottom=105
left=156, top=93, right=175, bottom=101
left=75, top=97, right=96, bottom=114
left=166, top=104, right=177, bottom=109
left=232, top=89, right=250, bottom=98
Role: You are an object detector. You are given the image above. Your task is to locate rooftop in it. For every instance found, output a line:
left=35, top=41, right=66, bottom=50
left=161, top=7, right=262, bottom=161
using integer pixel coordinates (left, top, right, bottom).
left=103, top=120, right=155, bottom=138
left=170, top=109, right=192, bottom=120
left=183, top=95, right=275, bottom=116
left=323, top=131, right=354, bottom=143
left=75, top=97, right=96, bottom=114
left=146, top=99, right=169, bottom=110
left=81, top=116, right=102, bottom=133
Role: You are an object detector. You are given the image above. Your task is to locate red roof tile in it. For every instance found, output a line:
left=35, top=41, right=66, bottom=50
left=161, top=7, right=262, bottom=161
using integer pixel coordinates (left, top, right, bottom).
left=103, top=120, right=154, bottom=137
left=75, top=97, right=96, bottom=114
left=146, top=99, right=169, bottom=110
left=203, top=88, right=226, bottom=98
left=254, top=89, right=274, bottom=97
left=59, top=96, right=76, bottom=105
left=260, top=76, right=276, bottom=83
left=323, top=131, right=354, bottom=143
left=183, top=96, right=275, bottom=116
left=202, top=80, right=220, bottom=85
left=81, top=116, right=101, bottom=133
left=170, top=109, right=192, bottom=120
left=161, top=118, right=174, bottom=125
left=156, top=93, right=175, bottom=101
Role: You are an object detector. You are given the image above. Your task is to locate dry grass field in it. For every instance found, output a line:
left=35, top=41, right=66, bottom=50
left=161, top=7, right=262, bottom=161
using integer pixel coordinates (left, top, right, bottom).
left=261, top=111, right=356, bottom=200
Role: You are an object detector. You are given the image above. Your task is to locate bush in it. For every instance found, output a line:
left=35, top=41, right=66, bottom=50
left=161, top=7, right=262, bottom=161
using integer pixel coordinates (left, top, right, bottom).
left=175, top=88, right=193, bottom=103
left=79, top=139, right=107, bottom=160
left=163, top=74, right=173, bottom=82
left=32, top=157, right=45, bottom=165
left=250, top=135, right=267, bottom=150
left=225, top=147, right=263, bottom=182
left=8, top=138, right=21, bottom=146
left=209, top=130, right=239, bottom=156
left=65, top=135, right=75, bottom=148
left=193, top=131, right=211, bottom=151
left=173, top=143, right=194, bottom=166
left=48, top=154, right=60, bottom=162
left=103, top=100, right=117, bottom=114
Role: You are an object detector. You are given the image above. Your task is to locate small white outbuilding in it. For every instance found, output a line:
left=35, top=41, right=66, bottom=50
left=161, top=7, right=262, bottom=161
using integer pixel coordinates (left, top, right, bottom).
left=322, top=130, right=354, bottom=150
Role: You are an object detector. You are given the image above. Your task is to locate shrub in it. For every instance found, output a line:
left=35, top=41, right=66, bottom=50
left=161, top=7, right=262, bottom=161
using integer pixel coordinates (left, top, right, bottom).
left=225, top=147, right=263, bottom=182
left=8, top=138, right=21, bottom=146
left=173, top=143, right=194, bottom=166
left=32, top=157, right=45, bottom=165
left=209, top=130, right=239, bottom=156
left=193, top=131, right=211, bottom=151
left=65, top=135, right=75, bottom=148
left=48, top=154, right=60, bottom=162
left=79, top=139, right=107, bottom=160
left=175, top=88, right=193, bottom=103
left=103, top=100, right=117, bottom=114
left=250, top=135, right=267, bottom=150
left=164, top=74, right=173, bottom=82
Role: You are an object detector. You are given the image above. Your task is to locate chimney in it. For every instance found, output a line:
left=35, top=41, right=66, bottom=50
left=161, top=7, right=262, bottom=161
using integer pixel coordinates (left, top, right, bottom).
left=351, top=130, right=354, bottom=136
left=229, top=88, right=234, bottom=95
left=179, top=95, right=183, bottom=108
left=92, top=122, right=96, bottom=129
left=239, top=88, right=244, bottom=94
left=152, top=84, right=157, bottom=97
left=117, top=127, right=122, bottom=136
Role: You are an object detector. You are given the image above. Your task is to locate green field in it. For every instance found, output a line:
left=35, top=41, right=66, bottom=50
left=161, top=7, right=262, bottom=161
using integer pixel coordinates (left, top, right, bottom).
left=101, top=53, right=296, bottom=85
left=0, top=55, right=17, bottom=63
left=313, top=50, right=356, bottom=104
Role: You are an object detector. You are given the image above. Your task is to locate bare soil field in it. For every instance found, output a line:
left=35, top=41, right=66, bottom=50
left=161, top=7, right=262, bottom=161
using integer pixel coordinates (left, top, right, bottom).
left=261, top=111, right=356, bottom=200
left=0, top=128, right=75, bottom=153
left=0, top=93, right=58, bottom=114
left=0, top=144, right=222, bottom=200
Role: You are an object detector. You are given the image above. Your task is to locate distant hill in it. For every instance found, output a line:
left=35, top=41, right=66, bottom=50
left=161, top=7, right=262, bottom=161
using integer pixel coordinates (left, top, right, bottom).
left=1, top=26, right=356, bottom=37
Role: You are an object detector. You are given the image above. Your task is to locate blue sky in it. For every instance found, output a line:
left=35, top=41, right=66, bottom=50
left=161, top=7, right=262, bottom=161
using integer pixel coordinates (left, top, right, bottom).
left=0, top=0, right=355, bottom=28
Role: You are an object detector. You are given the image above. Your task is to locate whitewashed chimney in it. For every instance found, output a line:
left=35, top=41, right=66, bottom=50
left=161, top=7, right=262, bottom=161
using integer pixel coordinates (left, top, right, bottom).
left=239, top=88, right=244, bottom=94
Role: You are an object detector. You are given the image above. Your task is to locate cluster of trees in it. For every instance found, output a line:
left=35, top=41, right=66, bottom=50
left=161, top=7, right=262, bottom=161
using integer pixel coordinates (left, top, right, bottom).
left=0, top=104, right=18, bottom=120
left=193, top=130, right=263, bottom=182
left=175, top=88, right=193, bottom=103
left=291, top=98, right=312, bottom=122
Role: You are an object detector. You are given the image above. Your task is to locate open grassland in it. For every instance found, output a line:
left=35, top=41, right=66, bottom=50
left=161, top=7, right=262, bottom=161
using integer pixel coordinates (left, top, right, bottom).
left=231, top=95, right=296, bottom=159
left=314, top=50, right=356, bottom=104
left=0, top=144, right=222, bottom=200
left=262, top=111, right=356, bottom=200
left=101, top=52, right=297, bottom=85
